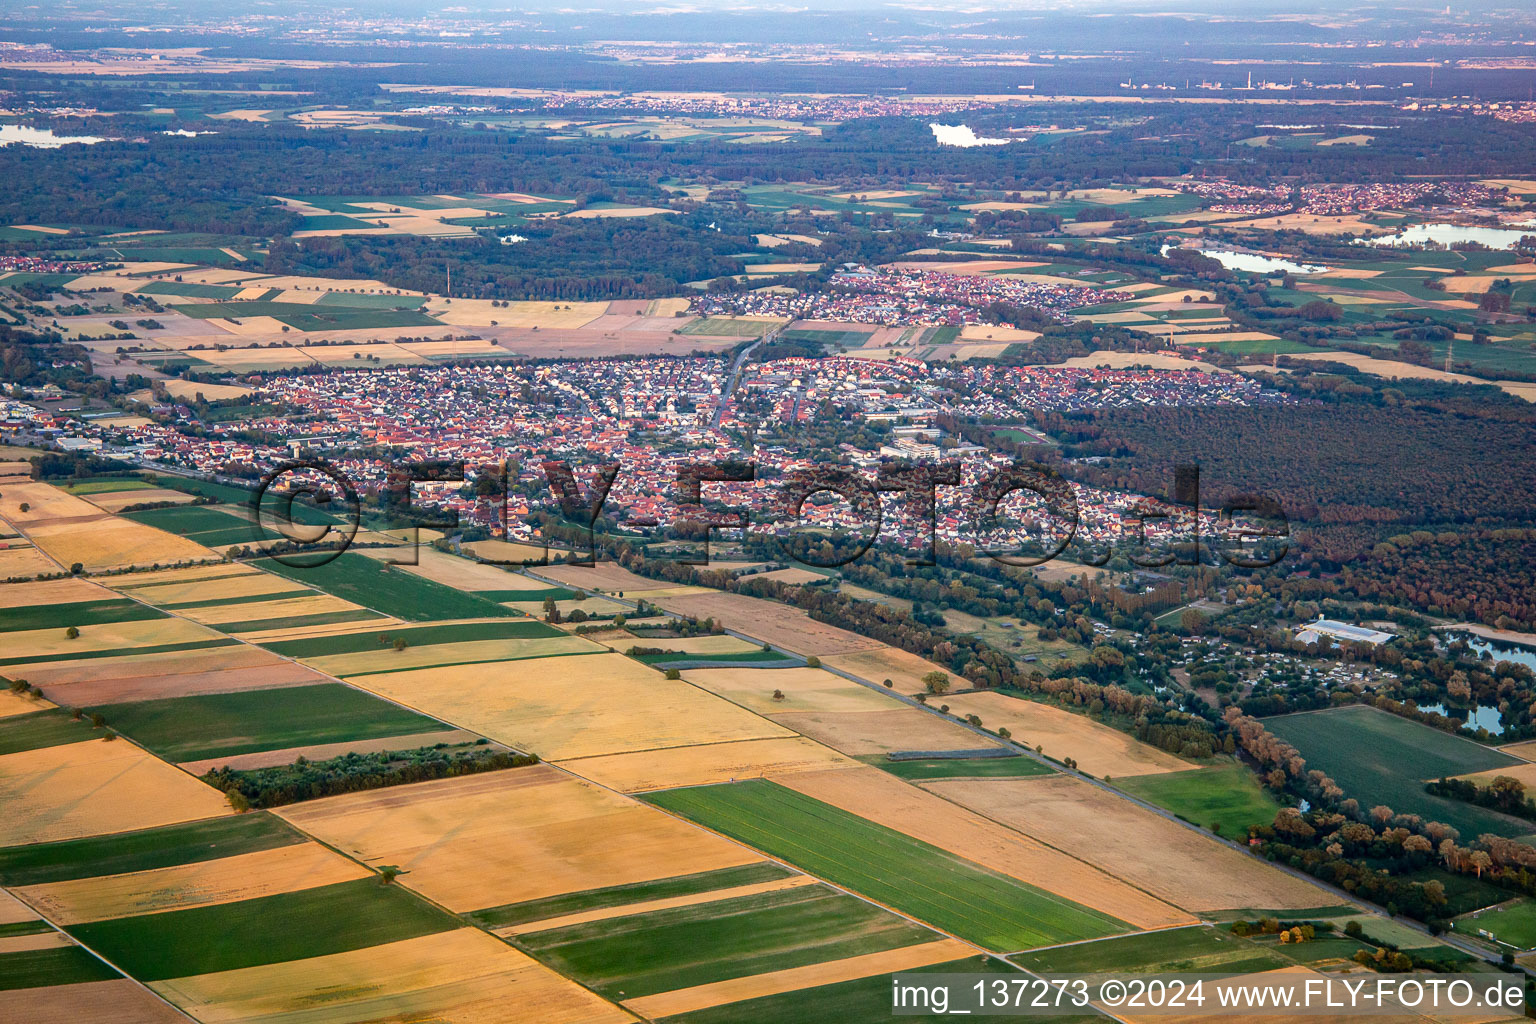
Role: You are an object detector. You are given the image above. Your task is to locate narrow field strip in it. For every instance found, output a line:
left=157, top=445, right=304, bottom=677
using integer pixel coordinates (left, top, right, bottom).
left=647, top=780, right=1133, bottom=952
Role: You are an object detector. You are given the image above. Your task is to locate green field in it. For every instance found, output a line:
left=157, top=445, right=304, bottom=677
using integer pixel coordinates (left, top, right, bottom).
left=313, top=292, right=427, bottom=310
left=515, top=884, right=938, bottom=1000
left=1266, top=706, right=1526, bottom=839
left=122, top=504, right=279, bottom=546
left=1115, top=763, right=1285, bottom=834
left=1453, top=898, right=1536, bottom=949
left=210, top=609, right=387, bottom=634
left=678, top=317, right=779, bottom=337
left=58, top=477, right=154, bottom=495
left=869, top=755, right=1055, bottom=782
left=647, top=780, right=1130, bottom=951
left=254, top=552, right=517, bottom=621
left=259, top=618, right=561, bottom=659
left=273, top=309, right=440, bottom=332
left=93, top=683, right=445, bottom=763
left=136, top=281, right=246, bottom=300
left=1013, top=924, right=1287, bottom=976
left=469, top=863, right=796, bottom=930
left=67, top=877, right=456, bottom=981
left=0, top=945, right=120, bottom=990
left=0, top=813, right=303, bottom=886
left=659, top=956, right=1037, bottom=1024
left=0, top=710, right=100, bottom=756
left=0, top=598, right=167, bottom=633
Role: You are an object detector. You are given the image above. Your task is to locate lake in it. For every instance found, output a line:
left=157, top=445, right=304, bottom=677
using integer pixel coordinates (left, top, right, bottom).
left=1418, top=703, right=1505, bottom=736
left=1447, top=632, right=1536, bottom=673
left=0, top=124, right=106, bottom=148
left=1364, top=222, right=1535, bottom=250
left=1163, top=244, right=1329, bottom=275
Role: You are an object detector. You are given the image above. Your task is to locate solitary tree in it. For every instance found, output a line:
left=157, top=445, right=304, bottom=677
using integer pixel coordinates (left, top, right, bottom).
left=805, top=655, right=821, bottom=668
left=65, top=626, right=79, bottom=640
left=921, top=670, right=950, bottom=695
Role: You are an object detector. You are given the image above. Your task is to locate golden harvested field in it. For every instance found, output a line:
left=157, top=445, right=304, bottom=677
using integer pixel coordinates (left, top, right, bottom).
left=15, top=842, right=371, bottom=925
left=20, top=644, right=327, bottom=706
left=0, top=740, right=231, bottom=846
left=1496, top=740, right=1536, bottom=763
left=0, top=544, right=58, bottom=577
left=25, top=516, right=215, bottom=572
left=624, top=939, right=975, bottom=1019
left=152, top=928, right=635, bottom=1024
left=557, top=736, right=859, bottom=793
left=357, top=547, right=528, bottom=591
left=781, top=768, right=1191, bottom=929
left=279, top=766, right=760, bottom=911
left=109, top=563, right=255, bottom=587
left=0, top=979, right=192, bottom=1024
left=110, top=569, right=303, bottom=606
left=0, top=690, right=55, bottom=718
left=654, top=591, right=886, bottom=656
left=936, top=693, right=1196, bottom=777
left=185, top=593, right=364, bottom=627
left=423, top=299, right=608, bottom=329
left=462, top=539, right=557, bottom=564
left=177, top=729, right=477, bottom=775
left=354, top=652, right=792, bottom=760
left=822, top=648, right=961, bottom=693
left=0, top=616, right=223, bottom=663
left=84, top=488, right=200, bottom=513
left=1055, top=351, right=1227, bottom=373
left=0, top=576, right=111, bottom=608
left=318, top=635, right=598, bottom=675
left=1455, top=763, right=1536, bottom=790
left=233, top=617, right=410, bottom=645
left=608, top=634, right=760, bottom=656
left=770, top=707, right=999, bottom=757
left=0, top=480, right=104, bottom=525
left=538, top=562, right=668, bottom=593
left=0, top=889, right=38, bottom=924
left=747, top=567, right=827, bottom=585
left=926, top=776, right=1333, bottom=913
left=684, top=666, right=897, bottom=714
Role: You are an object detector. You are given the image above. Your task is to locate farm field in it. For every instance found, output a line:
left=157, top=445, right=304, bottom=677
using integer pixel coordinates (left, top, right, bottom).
left=1115, top=762, right=1286, bottom=833
left=1012, top=924, right=1290, bottom=976
left=871, top=754, right=1053, bottom=781
left=254, top=551, right=518, bottom=621
left=278, top=766, right=763, bottom=914
left=152, top=928, right=633, bottom=1024
left=14, top=641, right=331, bottom=706
left=90, top=683, right=450, bottom=763
left=1266, top=706, right=1528, bottom=839
left=769, top=706, right=1003, bottom=757
left=121, top=504, right=279, bottom=547
left=67, top=876, right=459, bottom=981
left=923, top=775, right=1333, bottom=913
left=354, top=651, right=793, bottom=760
left=0, top=813, right=305, bottom=887
left=649, top=778, right=1150, bottom=951
left=822, top=647, right=967, bottom=692
left=14, top=840, right=371, bottom=925
left=0, top=978, right=190, bottom=1024
left=937, top=692, right=1198, bottom=778
left=777, top=767, right=1191, bottom=928
left=681, top=665, right=898, bottom=715
left=0, top=739, right=232, bottom=846
left=516, top=883, right=944, bottom=1002
left=556, top=735, right=859, bottom=792
left=652, top=590, right=887, bottom=656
